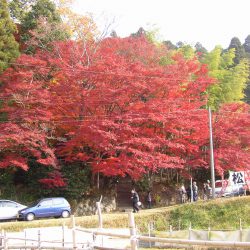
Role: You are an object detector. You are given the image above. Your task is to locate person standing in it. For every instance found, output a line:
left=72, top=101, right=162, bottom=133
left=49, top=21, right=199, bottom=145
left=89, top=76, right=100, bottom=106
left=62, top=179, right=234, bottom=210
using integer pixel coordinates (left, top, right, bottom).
left=146, top=191, right=152, bottom=208
left=179, top=184, right=186, bottom=203
left=186, top=185, right=191, bottom=202
left=193, top=182, right=198, bottom=202
left=131, top=189, right=140, bottom=213
left=205, top=180, right=212, bottom=199
left=203, top=182, right=207, bottom=200
left=203, top=180, right=212, bottom=200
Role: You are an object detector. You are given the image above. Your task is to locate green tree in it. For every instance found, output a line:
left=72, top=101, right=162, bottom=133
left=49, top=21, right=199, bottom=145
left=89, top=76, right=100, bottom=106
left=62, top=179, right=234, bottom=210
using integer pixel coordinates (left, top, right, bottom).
left=243, top=35, right=250, bottom=104
left=19, top=0, right=68, bottom=53
left=227, top=37, right=246, bottom=65
left=131, top=27, right=146, bottom=37
left=22, top=0, right=61, bottom=30
left=8, top=0, right=35, bottom=22
left=195, top=42, right=207, bottom=53
left=0, top=0, right=19, bottom=73
left=176, top=41, right=184, bottom=48
left=163, top=40, right=177, bottom=50
left=177, top=44, right=195, bottom=59
left=203, top=46, right=248, bottom=109
left=243, top=34, right=250, bottom=55
left=195, top=42, right=207, bottom=59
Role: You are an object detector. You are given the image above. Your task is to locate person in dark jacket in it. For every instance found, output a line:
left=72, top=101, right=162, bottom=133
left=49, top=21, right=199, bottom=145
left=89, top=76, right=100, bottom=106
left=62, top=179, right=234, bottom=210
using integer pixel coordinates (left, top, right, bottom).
left=186, top=185, right=191, bottom=202
left=146, top=191, right=152, bottom=208
left=131, top=189, right=140, bottom=213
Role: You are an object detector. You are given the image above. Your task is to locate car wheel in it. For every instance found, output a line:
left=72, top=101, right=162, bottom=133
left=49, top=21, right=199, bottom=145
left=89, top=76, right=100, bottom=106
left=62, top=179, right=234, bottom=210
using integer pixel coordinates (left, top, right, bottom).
left=61, top=210, right=70, bottom=218
left=26, top=213, right=35, bottom=221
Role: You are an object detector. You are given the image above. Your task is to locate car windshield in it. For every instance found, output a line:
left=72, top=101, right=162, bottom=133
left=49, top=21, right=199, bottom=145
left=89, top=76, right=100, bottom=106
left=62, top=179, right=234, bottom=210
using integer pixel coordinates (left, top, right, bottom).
left=29, top=199, right=42, bottom=207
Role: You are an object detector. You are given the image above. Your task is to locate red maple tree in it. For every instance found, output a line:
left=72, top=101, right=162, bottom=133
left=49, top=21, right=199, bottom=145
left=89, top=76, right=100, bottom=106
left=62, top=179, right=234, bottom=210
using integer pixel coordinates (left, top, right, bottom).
left=47, top=37, right=213, bottom=179
left=0, top=55, right=57, bottom=172
left=212, top=103, right=250, bottom=175
left=1, top=35, right=249, bottom=185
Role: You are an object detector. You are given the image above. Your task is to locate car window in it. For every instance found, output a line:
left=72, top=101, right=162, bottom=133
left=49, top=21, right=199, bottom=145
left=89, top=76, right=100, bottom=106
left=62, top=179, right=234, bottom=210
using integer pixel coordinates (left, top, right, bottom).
left=39, top=199, right=53, bottom=207
left=6, top=201, right=17, bottom=207
left=53, top=198, right=65, bottom=205
left=0, top=201, right=17, bottom=208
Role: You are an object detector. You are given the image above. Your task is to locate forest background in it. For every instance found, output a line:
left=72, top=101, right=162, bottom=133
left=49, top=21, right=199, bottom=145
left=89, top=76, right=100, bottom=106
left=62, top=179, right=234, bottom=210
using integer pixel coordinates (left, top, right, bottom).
left=0, top=0, right=249, bottom=204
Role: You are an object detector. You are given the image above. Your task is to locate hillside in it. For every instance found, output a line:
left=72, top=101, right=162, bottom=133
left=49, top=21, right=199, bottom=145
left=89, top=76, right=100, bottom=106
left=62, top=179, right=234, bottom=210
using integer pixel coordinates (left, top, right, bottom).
left=1, top=196, right=250, bottom=233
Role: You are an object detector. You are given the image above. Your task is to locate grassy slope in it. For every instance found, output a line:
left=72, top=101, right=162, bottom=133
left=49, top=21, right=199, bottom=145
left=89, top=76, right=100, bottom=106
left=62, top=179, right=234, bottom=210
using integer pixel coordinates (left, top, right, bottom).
left=1, top=196, right=250, bottom=233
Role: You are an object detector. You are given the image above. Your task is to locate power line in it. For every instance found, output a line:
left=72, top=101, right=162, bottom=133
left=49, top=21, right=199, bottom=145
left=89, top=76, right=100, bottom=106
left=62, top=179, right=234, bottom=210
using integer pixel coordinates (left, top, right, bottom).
left=4, top=61, right=213, bottom=82
left=0, top=109, right=249, bottom=125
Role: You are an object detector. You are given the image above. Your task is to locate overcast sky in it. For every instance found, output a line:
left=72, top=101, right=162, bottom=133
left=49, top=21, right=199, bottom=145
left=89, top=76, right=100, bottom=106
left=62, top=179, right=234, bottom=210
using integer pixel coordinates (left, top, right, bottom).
left=73, top=0, right=250, bottom=51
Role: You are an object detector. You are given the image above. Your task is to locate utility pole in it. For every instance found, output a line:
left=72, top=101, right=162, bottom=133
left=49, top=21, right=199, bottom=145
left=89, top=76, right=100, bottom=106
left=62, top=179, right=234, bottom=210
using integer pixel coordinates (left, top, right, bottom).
left=208, top=107, right=216, bottom=198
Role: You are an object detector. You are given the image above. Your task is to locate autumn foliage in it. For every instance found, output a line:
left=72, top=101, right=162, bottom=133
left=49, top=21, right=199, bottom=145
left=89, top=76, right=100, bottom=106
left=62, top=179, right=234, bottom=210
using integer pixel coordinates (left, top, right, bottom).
left=0, top=35, right=249, bottom=186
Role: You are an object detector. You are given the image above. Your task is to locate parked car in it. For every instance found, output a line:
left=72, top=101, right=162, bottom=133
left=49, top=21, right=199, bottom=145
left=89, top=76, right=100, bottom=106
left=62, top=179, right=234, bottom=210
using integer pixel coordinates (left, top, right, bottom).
left=0, top=200, right=27, bottom=221
left=18, top=197, right=71, bottom=221
left=215, top=180, right=244, bottom=197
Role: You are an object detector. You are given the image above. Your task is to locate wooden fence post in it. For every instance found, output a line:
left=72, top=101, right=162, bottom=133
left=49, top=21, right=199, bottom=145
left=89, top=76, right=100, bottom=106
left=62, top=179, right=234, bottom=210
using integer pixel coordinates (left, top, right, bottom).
left=128, top=212, right=137, bottom=250
left=208, top=224, right=211, bottom=240
left=62, top=222, right=65, bottom=247
left=72, top=228, right=77, bottom=249
left=96, top=201, right=103, bottom=229
left=3, top=230, right=7, bottom=250
left=71, top=215, right=77, bottom=249
left=148, top=223, right=151, bottom=248
left=24, top=229, right=27, bottom=247
left=0, top=229, right=3, bottom=248
left=169, top=225, right=173, bottom=237
left=71, top=215, right=76, bottom=228
left=239, top=218, right=243, bottom=242
left=188, top=222, right=192, bottom=240
left=38, top=229, right=41, bottom=249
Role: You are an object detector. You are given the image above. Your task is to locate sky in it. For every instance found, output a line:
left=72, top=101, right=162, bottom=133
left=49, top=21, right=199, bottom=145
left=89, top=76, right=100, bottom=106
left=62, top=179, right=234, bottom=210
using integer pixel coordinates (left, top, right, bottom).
left=73, top=0, right=250, bottom=51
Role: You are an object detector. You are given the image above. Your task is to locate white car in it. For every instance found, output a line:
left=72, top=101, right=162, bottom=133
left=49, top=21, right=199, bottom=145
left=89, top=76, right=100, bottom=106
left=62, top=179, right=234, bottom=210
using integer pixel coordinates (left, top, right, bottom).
left=215, top=180, right=244, bottom=197
left=0, top=200, right=27, bottom=221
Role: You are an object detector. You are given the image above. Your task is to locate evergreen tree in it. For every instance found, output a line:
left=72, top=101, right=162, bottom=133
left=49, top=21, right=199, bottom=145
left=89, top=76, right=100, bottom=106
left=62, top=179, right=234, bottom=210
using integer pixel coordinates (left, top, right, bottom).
left=228, top=37, right=246, bottom=65
left=21, top=0, right=61, bottom=32
left=8, top=0, right=35, bottom=23
left=110, top=30, right=118, bottom=38
left=243, top=35, right=250, bottom=104
left=243, top=35, right=250, bottom=54
left=163, top=40, right=177, bottom=50
left=0, top=0, right=19, bottom=73
left=19, top=0, right=68, bottom=53
left=195, top=42, right=207, bottom=59
left=131, top=27, right=146, bottom=37
left=176, top=41, right=184, bottom=48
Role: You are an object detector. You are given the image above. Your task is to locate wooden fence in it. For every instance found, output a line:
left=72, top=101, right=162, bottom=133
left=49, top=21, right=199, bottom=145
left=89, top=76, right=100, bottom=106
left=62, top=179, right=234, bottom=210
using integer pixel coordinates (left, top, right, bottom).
left=1, top=202, right=250, bottom=249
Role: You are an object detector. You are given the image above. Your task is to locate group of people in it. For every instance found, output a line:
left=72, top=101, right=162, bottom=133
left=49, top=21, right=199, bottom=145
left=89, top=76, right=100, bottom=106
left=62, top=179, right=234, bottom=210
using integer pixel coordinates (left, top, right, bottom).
left=179, top=180, right=212, bottom=203
left=131, top=189, right=152, bottom=213
left=131, top=180, right=212, bottom=212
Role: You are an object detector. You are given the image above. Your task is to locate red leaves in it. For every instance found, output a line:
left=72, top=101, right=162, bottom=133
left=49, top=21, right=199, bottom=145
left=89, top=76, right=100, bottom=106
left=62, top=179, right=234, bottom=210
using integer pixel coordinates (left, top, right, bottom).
left=1, top=34, right=248, bottom=184
left=0, top=155, right=28, bottom=171
left=213, top=103, right=250, bottom=174
left=39, top=171, right=66, bottom=188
